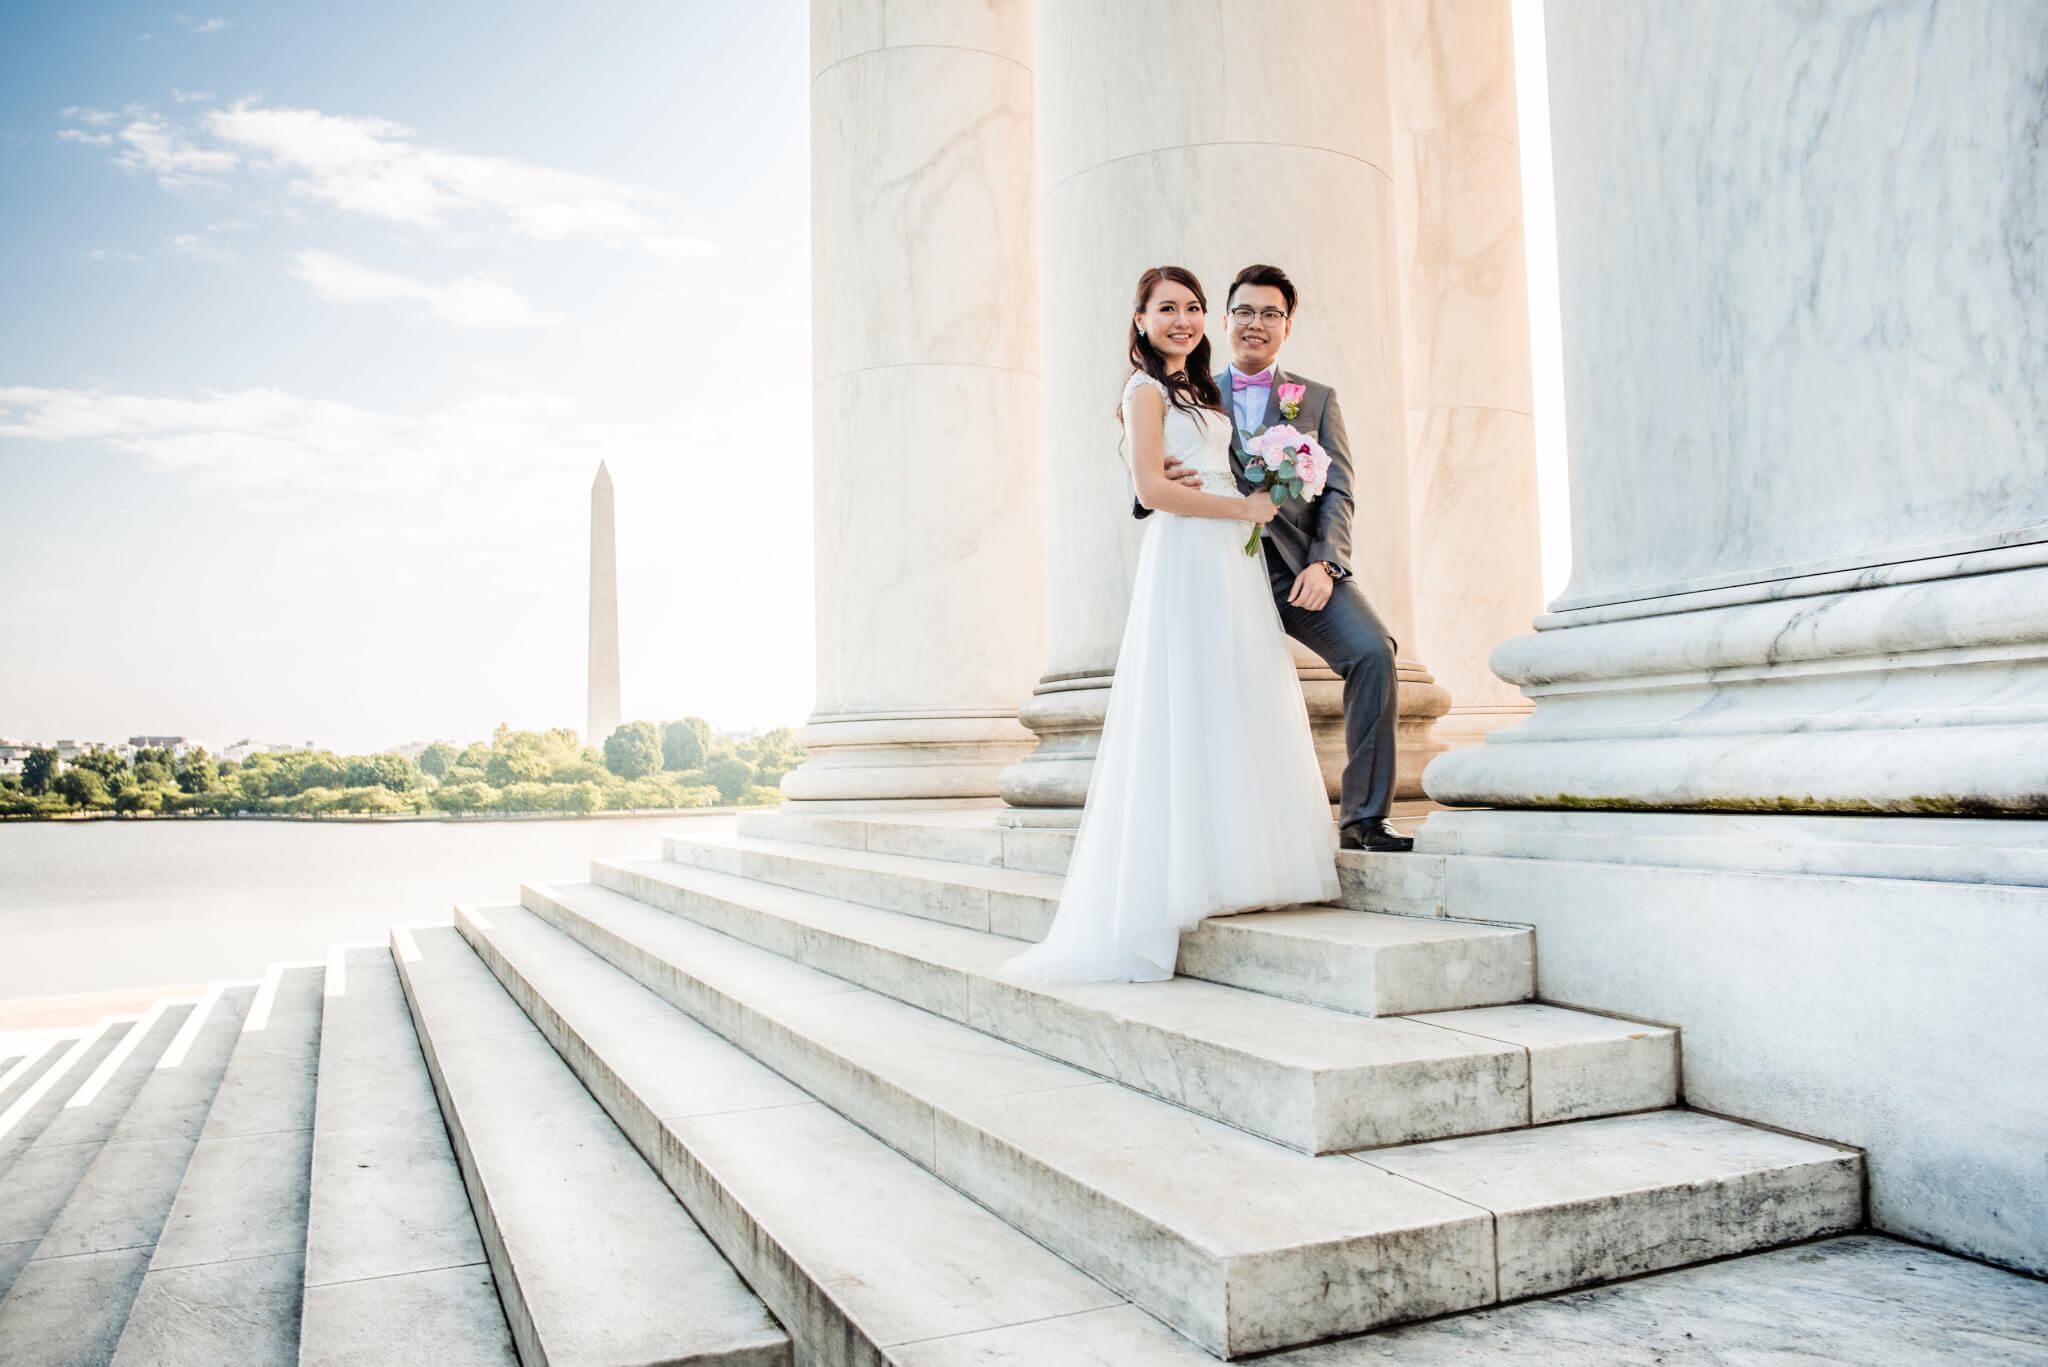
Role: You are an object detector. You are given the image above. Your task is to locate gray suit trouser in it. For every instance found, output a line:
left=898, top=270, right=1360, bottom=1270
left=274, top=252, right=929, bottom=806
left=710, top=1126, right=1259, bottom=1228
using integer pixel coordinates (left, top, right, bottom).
left=1265, top=552, right=1398, bottom=831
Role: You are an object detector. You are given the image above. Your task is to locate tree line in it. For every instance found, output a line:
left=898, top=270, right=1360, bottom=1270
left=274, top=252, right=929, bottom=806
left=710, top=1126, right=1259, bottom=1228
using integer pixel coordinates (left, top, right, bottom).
left=0, top=720, right=802, bottom=819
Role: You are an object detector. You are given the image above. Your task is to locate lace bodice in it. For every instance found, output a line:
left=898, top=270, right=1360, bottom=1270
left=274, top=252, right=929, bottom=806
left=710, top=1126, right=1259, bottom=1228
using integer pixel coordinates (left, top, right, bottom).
left=1123, top=372, right=1238, bottom=497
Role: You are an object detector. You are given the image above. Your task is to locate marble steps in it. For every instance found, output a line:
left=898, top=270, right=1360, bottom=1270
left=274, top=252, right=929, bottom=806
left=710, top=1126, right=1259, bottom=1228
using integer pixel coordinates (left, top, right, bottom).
left=479, top=889, right=1863, bottom=1357
left=0, top=990, right=247, bottom=1367
left=111, top=968, right=324, bottom=1367
left=728, top=810, right=1451, bottom=921
left=0, top=1005, right=193, bottom=1306
left=479, top=892, right=1484, bottom=1355
left=451, top=899, right=1183, bottom=1366
left=300, top=945, right=518, bottom=1367
left=394, top=924, right=793, bottom=1367
left=0, top=1020, right=137, bottom=1186
left=579, top=859, right=1676, bottom=1153
left=662, top=829, right=1529, bottom=1017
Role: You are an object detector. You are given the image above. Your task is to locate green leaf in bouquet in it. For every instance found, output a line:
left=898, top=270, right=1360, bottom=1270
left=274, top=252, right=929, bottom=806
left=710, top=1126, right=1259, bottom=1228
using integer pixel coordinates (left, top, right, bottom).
left=1289, top=478, right=1304, bottom=499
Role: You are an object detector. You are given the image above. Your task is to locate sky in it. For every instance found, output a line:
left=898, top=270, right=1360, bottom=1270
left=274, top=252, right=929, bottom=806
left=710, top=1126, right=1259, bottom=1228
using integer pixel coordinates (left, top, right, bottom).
left=0, top=2, right=1570, bottom=759
left=0, top=1, right=813, bottom=754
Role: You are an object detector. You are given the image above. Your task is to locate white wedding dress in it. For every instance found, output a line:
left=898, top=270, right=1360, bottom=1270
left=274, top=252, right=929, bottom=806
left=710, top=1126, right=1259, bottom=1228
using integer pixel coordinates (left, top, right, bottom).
left=1002, top=372, right=1340, bottom=985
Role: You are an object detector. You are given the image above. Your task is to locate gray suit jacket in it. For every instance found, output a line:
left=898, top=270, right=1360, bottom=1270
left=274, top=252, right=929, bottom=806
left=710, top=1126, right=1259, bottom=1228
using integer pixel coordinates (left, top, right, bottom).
left=1131, top=366, right=1358, bottom=579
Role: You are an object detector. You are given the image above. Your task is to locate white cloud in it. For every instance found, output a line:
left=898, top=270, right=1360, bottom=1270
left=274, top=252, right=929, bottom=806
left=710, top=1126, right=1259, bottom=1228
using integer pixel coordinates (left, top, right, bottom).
left=193, top=18, right=228, bottom=33
left=170, top=232, right=234, bottom=263
left=289, top=248, right=560, bottom=328
left=642, top=233, right=717, bottom=263
left=112, top=112, right=239, bottom=189
left=171, top=88, right=216, bottom=103
left=205, top=102, right=655, bottom=240
left=58, top=129, right=113, bottom=146
left=89, top=249, right=141, bottom=262
left=62, top=106, right=118, bottom=126
left=0, top=384, right=678, bottom=505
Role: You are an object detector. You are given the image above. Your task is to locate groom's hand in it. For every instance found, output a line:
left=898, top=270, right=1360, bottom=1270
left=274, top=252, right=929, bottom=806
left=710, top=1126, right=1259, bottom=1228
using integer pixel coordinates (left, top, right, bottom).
left=1161, top=454, right=1204, bottom=489
left=1287, top=562, right=1335, bottom=611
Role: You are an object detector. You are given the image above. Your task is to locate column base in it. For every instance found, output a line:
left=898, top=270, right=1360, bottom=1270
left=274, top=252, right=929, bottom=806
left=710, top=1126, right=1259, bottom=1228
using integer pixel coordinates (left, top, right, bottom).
left=780, top=713, right=1037, bottom=804
left=998, top=663, right=1451, bottom=808
left=1424, top=560, right=2048, bottom=814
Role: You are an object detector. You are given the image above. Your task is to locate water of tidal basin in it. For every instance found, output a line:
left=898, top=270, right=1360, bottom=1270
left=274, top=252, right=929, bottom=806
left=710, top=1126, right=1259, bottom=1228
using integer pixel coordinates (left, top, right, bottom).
left=0, top=814, right=733, bottom=1000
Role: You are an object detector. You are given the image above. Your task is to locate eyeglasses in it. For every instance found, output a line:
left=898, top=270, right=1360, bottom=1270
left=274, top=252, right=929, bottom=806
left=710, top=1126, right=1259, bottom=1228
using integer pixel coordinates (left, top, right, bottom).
left=1228, top=307, right=1289, bottom=326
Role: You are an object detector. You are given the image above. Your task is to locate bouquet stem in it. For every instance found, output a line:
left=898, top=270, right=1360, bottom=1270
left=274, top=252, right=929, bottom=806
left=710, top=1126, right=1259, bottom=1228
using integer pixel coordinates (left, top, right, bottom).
left=1244, top=523, right=1263, bottom=557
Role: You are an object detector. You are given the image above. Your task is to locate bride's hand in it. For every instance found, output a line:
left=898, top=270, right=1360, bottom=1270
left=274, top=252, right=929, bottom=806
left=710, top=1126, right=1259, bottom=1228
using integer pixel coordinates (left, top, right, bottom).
left=1244, top=491, right=1278, bottom=524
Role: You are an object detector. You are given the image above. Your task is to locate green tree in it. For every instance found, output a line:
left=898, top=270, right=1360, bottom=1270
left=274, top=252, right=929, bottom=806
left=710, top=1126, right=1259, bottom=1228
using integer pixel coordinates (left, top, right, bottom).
left=494, top=782, right=554, bottom=813
left=430, top=782, right=499, bottom=814
left=344, top=753, right=419, bottom=792
left=71, top=748, right=128, bottom=782
left=485, top=731, right=552, bottom=786
left=54, top=768, right=110, bottom=808
left=22, top=748, right=58, bottom=795
left=297, top=754, right=345, bottom=791
left=704, top=754, right=756, bottom=804
left=661, top=717, right=713, bottom=772
left=132, top=759, right=172, bottom=787
left=603, top=721, right=663, bottom=779
left=738, top=784, right=784, bottom=807
left=175, top=747, right=219, bottom=794
left=550, top=755, right=607, bottom=785
left=417, top=743, right=460, bottom=779
left=115, top=786, right=164, bottom=815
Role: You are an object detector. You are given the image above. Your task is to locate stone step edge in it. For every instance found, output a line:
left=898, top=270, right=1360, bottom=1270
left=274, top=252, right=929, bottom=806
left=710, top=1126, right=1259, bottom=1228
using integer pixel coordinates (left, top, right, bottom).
left=489, top=891, right=1507, bottom=1356
left=662, top=829, right=1535, bottom=1016
left=448, top=904, right=1156, bottom=1363
left=391, top=925, right=793, bottom=1367
left=584, top=857, right=1676, bottom=1153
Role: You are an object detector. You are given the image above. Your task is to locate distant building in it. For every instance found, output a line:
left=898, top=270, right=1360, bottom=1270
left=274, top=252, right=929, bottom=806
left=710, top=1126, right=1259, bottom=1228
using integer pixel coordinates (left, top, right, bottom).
left=221, top=739, right=300, bottom=763
left=127, top=735, right=197, bottom=756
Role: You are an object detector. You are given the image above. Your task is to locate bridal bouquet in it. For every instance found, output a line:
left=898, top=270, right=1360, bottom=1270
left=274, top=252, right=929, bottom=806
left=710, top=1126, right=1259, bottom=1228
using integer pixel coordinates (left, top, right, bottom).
left=1239, top=424, right=1331, bottom=556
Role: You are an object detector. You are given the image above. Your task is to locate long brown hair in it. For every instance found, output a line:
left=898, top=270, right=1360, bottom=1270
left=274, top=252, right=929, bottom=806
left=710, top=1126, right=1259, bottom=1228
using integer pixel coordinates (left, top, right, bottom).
left=1125, top=266, right=1225, bottom=419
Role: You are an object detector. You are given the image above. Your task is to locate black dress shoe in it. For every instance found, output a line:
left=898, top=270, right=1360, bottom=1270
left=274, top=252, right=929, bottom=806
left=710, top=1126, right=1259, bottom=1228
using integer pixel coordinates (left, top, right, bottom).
left=1339, top=820, right=1414, bottom=853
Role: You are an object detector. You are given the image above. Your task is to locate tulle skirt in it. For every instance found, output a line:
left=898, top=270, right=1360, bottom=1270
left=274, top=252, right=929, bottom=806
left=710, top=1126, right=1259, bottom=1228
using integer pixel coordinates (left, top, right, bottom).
left=1001, top=510, right=1339, bottom=985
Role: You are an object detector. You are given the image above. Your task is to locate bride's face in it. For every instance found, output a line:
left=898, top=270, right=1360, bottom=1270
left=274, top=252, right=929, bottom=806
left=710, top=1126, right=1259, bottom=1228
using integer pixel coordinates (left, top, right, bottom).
left=1137, top=282, right=1204, bottom=365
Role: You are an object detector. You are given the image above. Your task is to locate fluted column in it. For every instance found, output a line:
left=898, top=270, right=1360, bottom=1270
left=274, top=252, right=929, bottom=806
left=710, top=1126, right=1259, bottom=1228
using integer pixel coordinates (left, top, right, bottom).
left=783, top=0, right=1047, bottom=804
left=1001, top=0, right=1446, bottom=809
left=1389, top=0, right=1543, bottom=751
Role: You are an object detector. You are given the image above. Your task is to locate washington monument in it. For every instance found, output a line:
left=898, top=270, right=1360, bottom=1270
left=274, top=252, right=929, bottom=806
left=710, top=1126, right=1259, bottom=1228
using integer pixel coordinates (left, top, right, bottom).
left=588, top=461, right=621, bottom=746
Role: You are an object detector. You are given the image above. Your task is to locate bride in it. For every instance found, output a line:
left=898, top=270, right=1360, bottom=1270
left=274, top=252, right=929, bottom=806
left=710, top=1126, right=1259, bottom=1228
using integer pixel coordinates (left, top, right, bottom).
left=1002, top=266, right=1340, bottom=986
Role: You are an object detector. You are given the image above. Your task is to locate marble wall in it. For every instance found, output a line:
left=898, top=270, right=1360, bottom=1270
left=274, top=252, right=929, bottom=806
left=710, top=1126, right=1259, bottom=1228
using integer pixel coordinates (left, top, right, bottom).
left=785, top=0, right=1048, bottom=802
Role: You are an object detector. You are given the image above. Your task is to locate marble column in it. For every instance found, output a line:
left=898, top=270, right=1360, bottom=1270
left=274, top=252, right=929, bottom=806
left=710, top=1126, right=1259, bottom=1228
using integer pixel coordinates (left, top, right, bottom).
left=1000, top=0, right=1448, bottom=809
left=1425, top=0, right=2048, bottom=813
left=782, top=0, right=1047, bottom=804
left=1388, top=0, right=1544, bottom=751
left=586, top=460, right=621, bottom=747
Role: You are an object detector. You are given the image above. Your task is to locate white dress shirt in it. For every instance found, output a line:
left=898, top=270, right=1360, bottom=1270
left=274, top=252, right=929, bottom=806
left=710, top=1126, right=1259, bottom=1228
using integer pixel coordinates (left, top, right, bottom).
left=1228, top=364, right=1274, bottom=436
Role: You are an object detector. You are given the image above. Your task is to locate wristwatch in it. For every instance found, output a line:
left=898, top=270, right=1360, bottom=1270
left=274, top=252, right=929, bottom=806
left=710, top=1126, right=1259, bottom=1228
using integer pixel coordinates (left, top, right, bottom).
left=1318, top=561, right=1345, bottom=579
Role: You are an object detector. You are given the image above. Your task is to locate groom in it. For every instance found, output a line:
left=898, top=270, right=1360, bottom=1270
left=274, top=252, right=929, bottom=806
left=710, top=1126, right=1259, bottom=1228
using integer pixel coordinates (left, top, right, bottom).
left=1139, top=263, right=1410, bottom=852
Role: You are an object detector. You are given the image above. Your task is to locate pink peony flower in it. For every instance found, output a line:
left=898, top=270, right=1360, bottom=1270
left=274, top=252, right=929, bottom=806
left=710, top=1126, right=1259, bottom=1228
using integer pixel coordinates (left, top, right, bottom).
left=1292, top=435, right=1330, bottom=496
left=1277, top=382, right=1306, bottom=419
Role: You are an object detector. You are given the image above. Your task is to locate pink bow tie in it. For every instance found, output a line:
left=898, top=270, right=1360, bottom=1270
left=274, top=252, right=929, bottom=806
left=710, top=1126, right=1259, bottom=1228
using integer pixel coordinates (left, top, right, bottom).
left=1232, top=369, right=1274, bottom=391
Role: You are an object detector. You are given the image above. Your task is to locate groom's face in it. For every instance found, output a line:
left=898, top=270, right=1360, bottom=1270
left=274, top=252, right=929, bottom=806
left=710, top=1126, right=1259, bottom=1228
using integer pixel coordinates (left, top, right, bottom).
left=1227, top=284, right=1291, bottom=373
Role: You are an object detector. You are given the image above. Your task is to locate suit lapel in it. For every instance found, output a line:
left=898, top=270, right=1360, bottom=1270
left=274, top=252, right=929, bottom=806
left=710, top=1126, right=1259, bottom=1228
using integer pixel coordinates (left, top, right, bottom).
left=1262, top=366, right=1288, bottom=432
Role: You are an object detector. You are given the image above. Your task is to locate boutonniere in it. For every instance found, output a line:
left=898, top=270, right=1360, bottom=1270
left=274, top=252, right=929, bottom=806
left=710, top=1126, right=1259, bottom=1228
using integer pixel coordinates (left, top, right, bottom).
left=1277, top=383, right=1305, bottom=421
